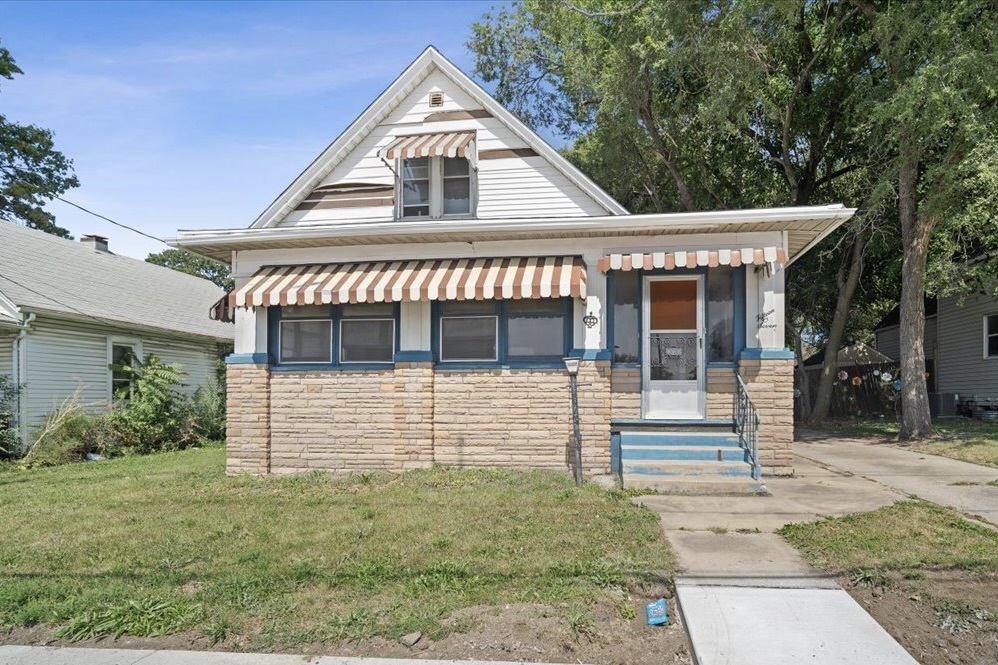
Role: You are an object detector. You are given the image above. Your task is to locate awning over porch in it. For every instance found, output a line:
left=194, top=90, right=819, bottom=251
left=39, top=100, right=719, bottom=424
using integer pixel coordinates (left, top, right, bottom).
left=596, top=247, right=787, bottom=273
left=379, top=132, right=476, bottom=160
left=231, top=256, right=587, bottom=308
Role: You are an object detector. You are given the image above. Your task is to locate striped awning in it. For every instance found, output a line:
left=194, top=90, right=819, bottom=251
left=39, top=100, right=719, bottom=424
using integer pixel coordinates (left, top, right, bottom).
left=231, top=257, right=587, bottom=308
left=380, top=132, right=475, bottom=160
left=596, top=247, right=787, bottom=273
left=209, top=293, right=235, bottom=323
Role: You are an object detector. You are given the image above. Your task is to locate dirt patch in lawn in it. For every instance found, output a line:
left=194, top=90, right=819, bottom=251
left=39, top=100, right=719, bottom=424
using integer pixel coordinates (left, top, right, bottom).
left=1, top=594, right=691, bottom=665
left=842, top=570, right=998, bottom=665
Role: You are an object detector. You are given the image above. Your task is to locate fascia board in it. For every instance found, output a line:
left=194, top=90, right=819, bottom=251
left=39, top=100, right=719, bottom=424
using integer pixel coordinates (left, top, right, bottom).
left=174, top=205, right=856, bottom=248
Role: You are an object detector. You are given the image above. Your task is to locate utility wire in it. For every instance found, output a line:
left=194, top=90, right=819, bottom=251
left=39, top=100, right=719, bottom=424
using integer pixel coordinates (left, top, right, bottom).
left=56, top=196, right=169, bottom=246
left=0, top=269, right=115, bottom=327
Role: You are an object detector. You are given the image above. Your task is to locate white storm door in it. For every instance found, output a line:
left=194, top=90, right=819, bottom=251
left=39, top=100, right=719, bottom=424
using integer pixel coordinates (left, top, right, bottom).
left=642, top=276, right=705, bottom=420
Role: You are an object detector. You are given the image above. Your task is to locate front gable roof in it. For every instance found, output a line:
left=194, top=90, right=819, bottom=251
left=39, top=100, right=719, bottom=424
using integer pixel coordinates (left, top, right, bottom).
left=251, top=46, right=627, bottom=229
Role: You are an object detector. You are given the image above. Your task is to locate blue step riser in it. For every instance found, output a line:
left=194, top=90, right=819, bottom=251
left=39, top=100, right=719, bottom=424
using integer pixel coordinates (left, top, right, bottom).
left=624, top=465, right=753, bottom=478
left=619, top=434, right=742, bottom=447
left=621, top=448, right=750, bottom=463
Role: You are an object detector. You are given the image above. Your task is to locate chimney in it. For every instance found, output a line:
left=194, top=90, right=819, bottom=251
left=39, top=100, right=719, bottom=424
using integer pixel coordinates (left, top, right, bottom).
left=80, top=235, right=110, bottom=253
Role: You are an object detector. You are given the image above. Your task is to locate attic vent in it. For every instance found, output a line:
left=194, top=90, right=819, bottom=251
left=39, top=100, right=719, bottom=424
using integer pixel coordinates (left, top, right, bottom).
left=429, top=91, right=444, bottom=108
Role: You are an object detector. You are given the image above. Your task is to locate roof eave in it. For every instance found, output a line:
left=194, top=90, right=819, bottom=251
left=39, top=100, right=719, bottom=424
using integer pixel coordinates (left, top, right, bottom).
left=172, top=205, right=856, bottom=262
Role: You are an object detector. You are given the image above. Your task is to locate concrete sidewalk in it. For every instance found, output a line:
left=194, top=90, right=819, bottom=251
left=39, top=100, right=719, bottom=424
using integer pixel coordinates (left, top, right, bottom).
left=795, top=433, right=998, bottom=526
left=638, top=450, right=922, bottom=664
left=0, top=647, right=561, bottom=665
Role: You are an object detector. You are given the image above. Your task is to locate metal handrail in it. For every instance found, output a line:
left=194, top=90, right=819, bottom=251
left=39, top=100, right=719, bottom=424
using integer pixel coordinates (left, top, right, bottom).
left=735, top=373, right=762, bottom=480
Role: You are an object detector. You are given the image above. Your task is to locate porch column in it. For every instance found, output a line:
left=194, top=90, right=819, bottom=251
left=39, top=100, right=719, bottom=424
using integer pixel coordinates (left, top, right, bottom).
left=397, top=300, right=434, bottom=469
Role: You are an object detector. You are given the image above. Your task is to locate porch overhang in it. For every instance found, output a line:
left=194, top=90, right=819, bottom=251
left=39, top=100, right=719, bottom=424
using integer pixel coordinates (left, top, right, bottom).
left=170, top=204, right=856, bottom=264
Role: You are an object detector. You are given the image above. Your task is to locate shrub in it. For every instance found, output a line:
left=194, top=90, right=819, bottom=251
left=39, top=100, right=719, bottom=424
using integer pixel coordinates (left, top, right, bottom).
left=109, top=355, right=195, bottom=454
left=22, top=391, right=96, bottom=467
left=186, top=377, right=226, bottom=442
left=0, top=375, right=20, bottom=457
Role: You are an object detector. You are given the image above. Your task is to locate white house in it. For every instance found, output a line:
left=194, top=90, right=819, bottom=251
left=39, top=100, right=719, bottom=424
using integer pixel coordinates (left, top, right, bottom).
left=0, top=222, right=234, bottom=448
left=172, top=47, right=855, bottom=485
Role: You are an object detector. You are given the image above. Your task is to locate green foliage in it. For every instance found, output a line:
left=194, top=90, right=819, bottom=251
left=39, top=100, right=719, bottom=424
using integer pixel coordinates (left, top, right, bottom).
left=0, top=41, right=79, bottom=236
left=22, top=395, right=95, bottom=467
left=109, top=355, right=193, bottom=454
left=145, top=249, right=233, bottom=291
left=186, top=377, right=226, bottom=442
left=56, top=597, right=204, bottom=640
left=0, top=374, right=19, bottom=457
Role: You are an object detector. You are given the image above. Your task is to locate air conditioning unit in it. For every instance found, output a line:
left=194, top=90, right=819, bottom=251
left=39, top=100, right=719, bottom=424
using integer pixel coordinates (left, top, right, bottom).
left=928, top=392, right=959, bottom=418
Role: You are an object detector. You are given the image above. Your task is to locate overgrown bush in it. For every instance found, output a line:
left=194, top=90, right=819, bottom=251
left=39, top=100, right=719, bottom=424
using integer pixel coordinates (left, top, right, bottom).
left=0, top=375, right=20, bottom=457
left=21, top=354, right=225, bottom=466
left=22, top=392, right=96, bottom=467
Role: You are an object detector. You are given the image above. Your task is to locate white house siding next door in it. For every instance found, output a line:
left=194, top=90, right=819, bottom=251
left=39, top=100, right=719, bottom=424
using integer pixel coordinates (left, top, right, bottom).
left=642, top=276, right=705, bottom=420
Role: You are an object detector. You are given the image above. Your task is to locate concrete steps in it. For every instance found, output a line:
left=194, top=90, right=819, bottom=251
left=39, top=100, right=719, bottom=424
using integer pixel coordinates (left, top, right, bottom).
left=613, top=420, right=760, bottom=494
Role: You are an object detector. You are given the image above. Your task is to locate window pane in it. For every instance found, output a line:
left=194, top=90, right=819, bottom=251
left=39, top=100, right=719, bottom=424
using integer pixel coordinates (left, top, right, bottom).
left=342, top=303, right=394, bottom=317
left=508, top=301, right=564, bottom=357
left=402, top=157, right=429, bottom=179
left=443, top=158, right=469, bottom=176
left=441, top=300, right=496, bottom=315
left=403, top=180, right=430, bottom=205
left=442, top=178, right=470, bottom=215
left=282, top=305, right=329, bottom=319
left=280, top=320, right=332, bottom=363
left=613, top=271, right=639, bottom=363
left=111, top=344, right=135, bottom=396
left=341, top=319, right=394, bottom=362
left=708, top=266, right=735, bottom=363
left=988, top=315, right=998, bottom=357
left=441, top=317, right=497, bottom=361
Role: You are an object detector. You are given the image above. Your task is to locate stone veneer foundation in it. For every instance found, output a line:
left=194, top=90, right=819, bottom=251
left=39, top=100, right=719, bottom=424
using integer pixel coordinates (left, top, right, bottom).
left=226, top=357, right=795, bottom=478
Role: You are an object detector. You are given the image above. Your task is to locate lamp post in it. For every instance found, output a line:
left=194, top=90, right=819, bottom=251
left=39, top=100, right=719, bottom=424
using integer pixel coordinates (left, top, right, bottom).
left=563, top=356, right=583, bottom=486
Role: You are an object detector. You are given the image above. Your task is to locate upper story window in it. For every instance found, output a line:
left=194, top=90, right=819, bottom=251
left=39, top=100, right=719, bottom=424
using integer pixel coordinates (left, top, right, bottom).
left=401, top=156, right=471, bottom=219
left=986, top=313, right=998, bottom=358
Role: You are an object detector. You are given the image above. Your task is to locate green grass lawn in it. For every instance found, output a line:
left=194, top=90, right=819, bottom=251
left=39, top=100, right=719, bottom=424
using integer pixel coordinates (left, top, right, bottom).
left=803, top=418, right=998, bottom=468
left=780, top=501, right=998, bottom=574
left=0, top=446, right=673, bottom=649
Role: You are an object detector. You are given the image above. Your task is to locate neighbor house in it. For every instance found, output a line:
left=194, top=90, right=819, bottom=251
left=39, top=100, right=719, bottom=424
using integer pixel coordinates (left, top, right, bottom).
left=875, top=294, right=998, bottom=416
left=0, top=222, right=234, bottom=448
left=172, top=47, right=855, bottom=485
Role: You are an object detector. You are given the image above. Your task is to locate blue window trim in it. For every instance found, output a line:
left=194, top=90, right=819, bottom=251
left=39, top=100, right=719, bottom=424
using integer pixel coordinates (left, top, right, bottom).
left=608, top=266, right=746, bottom=368
left=267, top=303, right=400, bottom=369
left=431, top=298, right=573, bottom=368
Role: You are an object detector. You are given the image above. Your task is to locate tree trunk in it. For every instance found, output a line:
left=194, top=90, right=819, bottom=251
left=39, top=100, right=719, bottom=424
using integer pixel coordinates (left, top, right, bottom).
left=807, top=230, right=866, bottom=423
left=897, top=139, right=934, bottom=440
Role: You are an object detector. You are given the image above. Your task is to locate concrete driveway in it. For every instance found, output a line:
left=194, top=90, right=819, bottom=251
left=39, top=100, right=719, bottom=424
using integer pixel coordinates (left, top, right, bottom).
left=795, top=432, right=998, bottom=527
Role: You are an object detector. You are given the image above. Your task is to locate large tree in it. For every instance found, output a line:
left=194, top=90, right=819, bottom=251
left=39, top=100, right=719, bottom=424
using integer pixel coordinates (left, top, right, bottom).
left=854, top=0, right=998, bottom=439
left=471, top=0, right=880, bottom=422
left=146, top=249, right=233, bottom=291
left=0, top=41, right=78, bottom=237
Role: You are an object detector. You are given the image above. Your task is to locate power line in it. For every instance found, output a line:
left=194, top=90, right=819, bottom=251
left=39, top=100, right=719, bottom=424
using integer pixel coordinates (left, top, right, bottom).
left=0, top=270, right=113, bottom=326
left=56, top=196, right=168, bottom=246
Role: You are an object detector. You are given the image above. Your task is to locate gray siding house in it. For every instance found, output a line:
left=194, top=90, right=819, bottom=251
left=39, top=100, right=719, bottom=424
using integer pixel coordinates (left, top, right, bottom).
left=875, top=294, right=998, bottom=410
left=0, top=222, right=234, bottom=448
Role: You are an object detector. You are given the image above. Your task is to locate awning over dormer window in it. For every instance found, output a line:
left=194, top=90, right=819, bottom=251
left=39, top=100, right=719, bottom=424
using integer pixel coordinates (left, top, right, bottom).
left=231, top=256, right=587, bottom=308
left=380, top=132, right=476, bottom=160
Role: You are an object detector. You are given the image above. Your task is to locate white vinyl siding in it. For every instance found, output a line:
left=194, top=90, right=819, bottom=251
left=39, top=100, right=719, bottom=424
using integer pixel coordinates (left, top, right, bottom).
left=0, top=332, right=14, bottom=380
left=277, top=69, right=608, bottom=227
left=936, top=294, right=998, bottom=395
left=20, top=315, right=224, bottom=432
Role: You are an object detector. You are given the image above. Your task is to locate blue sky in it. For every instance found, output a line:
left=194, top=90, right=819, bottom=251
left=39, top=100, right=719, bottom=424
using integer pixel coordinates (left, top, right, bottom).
left=3, top=1, right=507, bottom=259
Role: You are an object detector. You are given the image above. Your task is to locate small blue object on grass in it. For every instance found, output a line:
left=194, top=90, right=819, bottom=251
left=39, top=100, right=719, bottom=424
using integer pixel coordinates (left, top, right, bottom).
left=646, top=598, right=668, bottom=625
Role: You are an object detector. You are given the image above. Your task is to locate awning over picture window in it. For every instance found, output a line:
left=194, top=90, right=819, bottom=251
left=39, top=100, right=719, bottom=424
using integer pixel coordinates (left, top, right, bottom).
left=209, top=293, right=235, bottom=323
left=231, top=256, right=587, bottom=308
left=596, top=247, right=787, bottom=273
left=379, top=131, right=476, bottom=160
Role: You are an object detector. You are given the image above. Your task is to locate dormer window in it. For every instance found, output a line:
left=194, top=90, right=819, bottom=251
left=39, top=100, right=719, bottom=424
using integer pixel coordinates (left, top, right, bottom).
left=402, top=157, right=470, bottom=218
left=380, top=131, right=476, bottom=220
